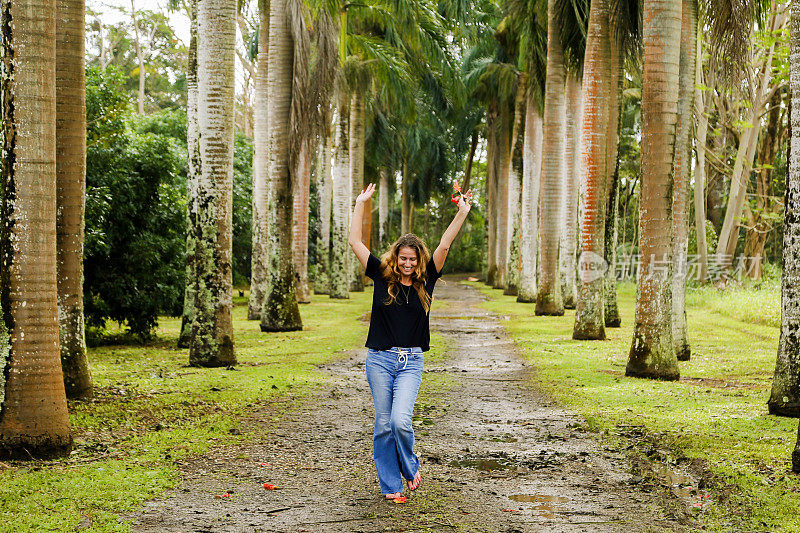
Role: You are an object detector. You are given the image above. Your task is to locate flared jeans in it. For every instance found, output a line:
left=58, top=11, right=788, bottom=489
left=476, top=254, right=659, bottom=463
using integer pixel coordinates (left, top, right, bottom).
left=365, top=347, right=424, bottom=494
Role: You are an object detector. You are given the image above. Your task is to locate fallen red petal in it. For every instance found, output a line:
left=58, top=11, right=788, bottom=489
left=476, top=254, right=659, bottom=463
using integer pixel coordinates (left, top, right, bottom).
left=263, top=483, right=278, bottom=490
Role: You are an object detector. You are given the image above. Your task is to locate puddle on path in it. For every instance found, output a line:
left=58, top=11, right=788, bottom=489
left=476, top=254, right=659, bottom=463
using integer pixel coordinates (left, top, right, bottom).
left=449, top=457, right=514, bottom=471
left=508, top=494, right=569, bottom=518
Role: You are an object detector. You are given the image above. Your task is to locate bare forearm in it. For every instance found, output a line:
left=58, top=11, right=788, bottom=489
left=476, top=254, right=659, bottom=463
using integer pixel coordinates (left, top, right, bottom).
left=349, top=201, right=365, bottom=246
left=439, top=209, right=469, bottom=251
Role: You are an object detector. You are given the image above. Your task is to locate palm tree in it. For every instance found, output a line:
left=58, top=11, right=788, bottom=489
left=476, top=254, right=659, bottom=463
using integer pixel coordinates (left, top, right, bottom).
left=572, top=0, right=611, bottom=339
left=56, top=0, right=92, bottom=398
left=248, top=0, right=270, bottom=320
left=772, top=0, right=800, bottom=425
left=504, top=76, right=527, bottom=296
left=671, top=0, right=697, bottom=361
left=314, top=127, right=333, bottom=294
left=329, top=91, right=351, bottom=299
left=189, top=0, right=238, bottom=363
left=0, top=0, right=72, bottom=457
left=560, top=73, right=581, bottom=309
left=536, top=0, right=567, bottom=316
left=260, top=0, right=303, bottom=330
left=179, top=0, right=200, bottom=348
left=517, top=92, right=544, bottom=302
left=625, top=0, right=681, bottom=380
left=294, top=138, right=312, bottom=303
left=349, top=88, right=368, bottom=291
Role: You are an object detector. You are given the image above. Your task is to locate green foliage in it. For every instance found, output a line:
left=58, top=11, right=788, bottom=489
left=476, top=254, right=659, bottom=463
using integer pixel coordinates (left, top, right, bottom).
left=232, top=134, right=254, bottom=287
left=85, top=94, right=187, bottom=337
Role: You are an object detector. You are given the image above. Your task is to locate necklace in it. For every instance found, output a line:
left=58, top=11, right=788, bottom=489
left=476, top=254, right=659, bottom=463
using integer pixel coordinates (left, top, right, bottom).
left=399, top=283, right=412, bottom=305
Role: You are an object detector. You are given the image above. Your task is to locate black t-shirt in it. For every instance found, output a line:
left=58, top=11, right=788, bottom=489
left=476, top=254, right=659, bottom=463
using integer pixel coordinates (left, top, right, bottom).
left=364, top=253, right=442, bottom=352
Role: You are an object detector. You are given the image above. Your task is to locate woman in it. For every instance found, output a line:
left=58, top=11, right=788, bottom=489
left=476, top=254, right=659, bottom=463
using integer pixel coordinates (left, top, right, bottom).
left=348, top=182, right=472, bottom=499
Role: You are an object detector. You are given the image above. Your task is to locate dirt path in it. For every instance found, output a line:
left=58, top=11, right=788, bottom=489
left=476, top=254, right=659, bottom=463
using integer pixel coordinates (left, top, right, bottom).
left=133, top=278, right=689, bottom=532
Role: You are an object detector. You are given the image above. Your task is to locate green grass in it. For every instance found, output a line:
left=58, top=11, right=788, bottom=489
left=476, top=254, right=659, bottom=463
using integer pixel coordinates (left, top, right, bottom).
left=0, top=291, right=373, bottom=533
left=468, top=280, right=800, bottom=533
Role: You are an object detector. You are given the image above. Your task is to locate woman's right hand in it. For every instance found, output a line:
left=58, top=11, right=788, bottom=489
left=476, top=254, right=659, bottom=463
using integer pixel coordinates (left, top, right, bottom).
left=356, top=183, right=376, bottom=204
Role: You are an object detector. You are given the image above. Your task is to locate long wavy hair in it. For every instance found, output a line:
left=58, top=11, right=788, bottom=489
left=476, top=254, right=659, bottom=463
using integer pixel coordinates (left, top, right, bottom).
left=379, top=234, right=432, bottom=312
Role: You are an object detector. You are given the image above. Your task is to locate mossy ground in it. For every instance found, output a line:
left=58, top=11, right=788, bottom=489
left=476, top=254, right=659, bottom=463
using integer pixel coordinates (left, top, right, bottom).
left=0, top=291, right=374, bottom=533
left=469, top=279, right=800, bottom=532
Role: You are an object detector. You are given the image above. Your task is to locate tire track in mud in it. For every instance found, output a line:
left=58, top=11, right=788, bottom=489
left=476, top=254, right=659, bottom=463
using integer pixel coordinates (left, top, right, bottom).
left=132, top=277, right=689, bottom=532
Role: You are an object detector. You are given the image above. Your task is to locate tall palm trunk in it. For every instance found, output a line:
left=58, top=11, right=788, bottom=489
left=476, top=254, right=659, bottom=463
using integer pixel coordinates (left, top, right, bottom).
left=190, top=0, right=238, bottom=364
left=561, top=74, right=581, bottom=309
left=626, top=0, right=681, bottom=380
left=179, top=0, right=199, bottom=347
left=573, top=0, right=611, bottom=339
left=693, top=39, right=709, bottom=284
left=537, top=0, right=567, bottom=315
left=0, top=0, right=72, bottom=457
left=293, top=138, right=312, bottom=303
left=260, top=0, right=303, bottom=330
left=672, top=0, right=697, bottom=361
left=603, top=35, right=622, bottom=328
left=517, top=94, right=544, bottom=303
left=378, top=168, right=389, bottom=249
left=314, top=130, right=333, bottom=294
left=772, top=2, right=800, bottom=418
left=494, top=104, right=511, bottom=289
left=329, top=94, right=351, bottom=299
left=485, top=105, right=498, bottom=285
left=505, top=78, right=527, bottom=296
left=349, top=91, right=366, bottom=291
left=56, top=0, right=91, bottom=398
left=247, top=0, right=270, bottom=319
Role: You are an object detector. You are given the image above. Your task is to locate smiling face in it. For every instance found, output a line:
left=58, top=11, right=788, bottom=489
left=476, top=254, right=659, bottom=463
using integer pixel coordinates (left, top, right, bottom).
left=397, top=246, right=419, bottom=278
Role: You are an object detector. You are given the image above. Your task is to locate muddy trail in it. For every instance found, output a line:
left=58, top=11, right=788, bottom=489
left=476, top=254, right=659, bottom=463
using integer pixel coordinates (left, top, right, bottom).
left=133, top=278, right=691, bottom=532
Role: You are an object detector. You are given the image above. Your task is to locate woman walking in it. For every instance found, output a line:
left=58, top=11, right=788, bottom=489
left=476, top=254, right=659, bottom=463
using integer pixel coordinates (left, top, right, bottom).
left=348, top=182, right=472, bottom=499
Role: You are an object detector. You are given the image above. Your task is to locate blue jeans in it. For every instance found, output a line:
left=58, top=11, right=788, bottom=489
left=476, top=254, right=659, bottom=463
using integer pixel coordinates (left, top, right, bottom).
left=365, top=347, right=424, bottom=494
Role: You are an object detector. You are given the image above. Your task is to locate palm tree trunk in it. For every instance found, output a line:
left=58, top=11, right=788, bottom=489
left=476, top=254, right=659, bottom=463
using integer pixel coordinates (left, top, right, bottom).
left=603, top=35, right=623, bottom=328
left=537, top=0, right=567, bottom=315
left=190, top=0, right=238, bottom=363
left=693, top=31, right=709, bottom=284
left=349, top=91, right=366, bottom=291
left=770, top=6, right=800, bottom=415
left=518, top=94, right=544, bottom=303
left=329, top=94, right=351, bottom=299
left=573, top=0, right=611, bottom=339
left=505, top=77, right=527, bottom=296
left=314, top=130, right=333, bottom=294
left=486, top=105, right=498, bottom=285
left=260, top=0, right=303, bottom=330
left=561, top=73, right=581, bottom=309
left=0, top=0, right=72, bottom=457
left=626, top=0, right=681, bottom=380
left=247, top=0, right=270, bottom=319
left=179, top=0, right=199, bottom=347
left=494, top=103, right=511, bottom=289
left=671, top=0, right=697, bottom=361
left=379, top=168, right=389, bottom=249
left=293, top=138, right=312, bottom=303
left=56, top=0, right=91, bottom=398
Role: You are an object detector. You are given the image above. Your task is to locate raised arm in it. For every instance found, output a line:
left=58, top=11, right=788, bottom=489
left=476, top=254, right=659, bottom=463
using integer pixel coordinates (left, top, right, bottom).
left=432, top=190, right=472, bottom=272
left=349, top=183, right=376, bottom=269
